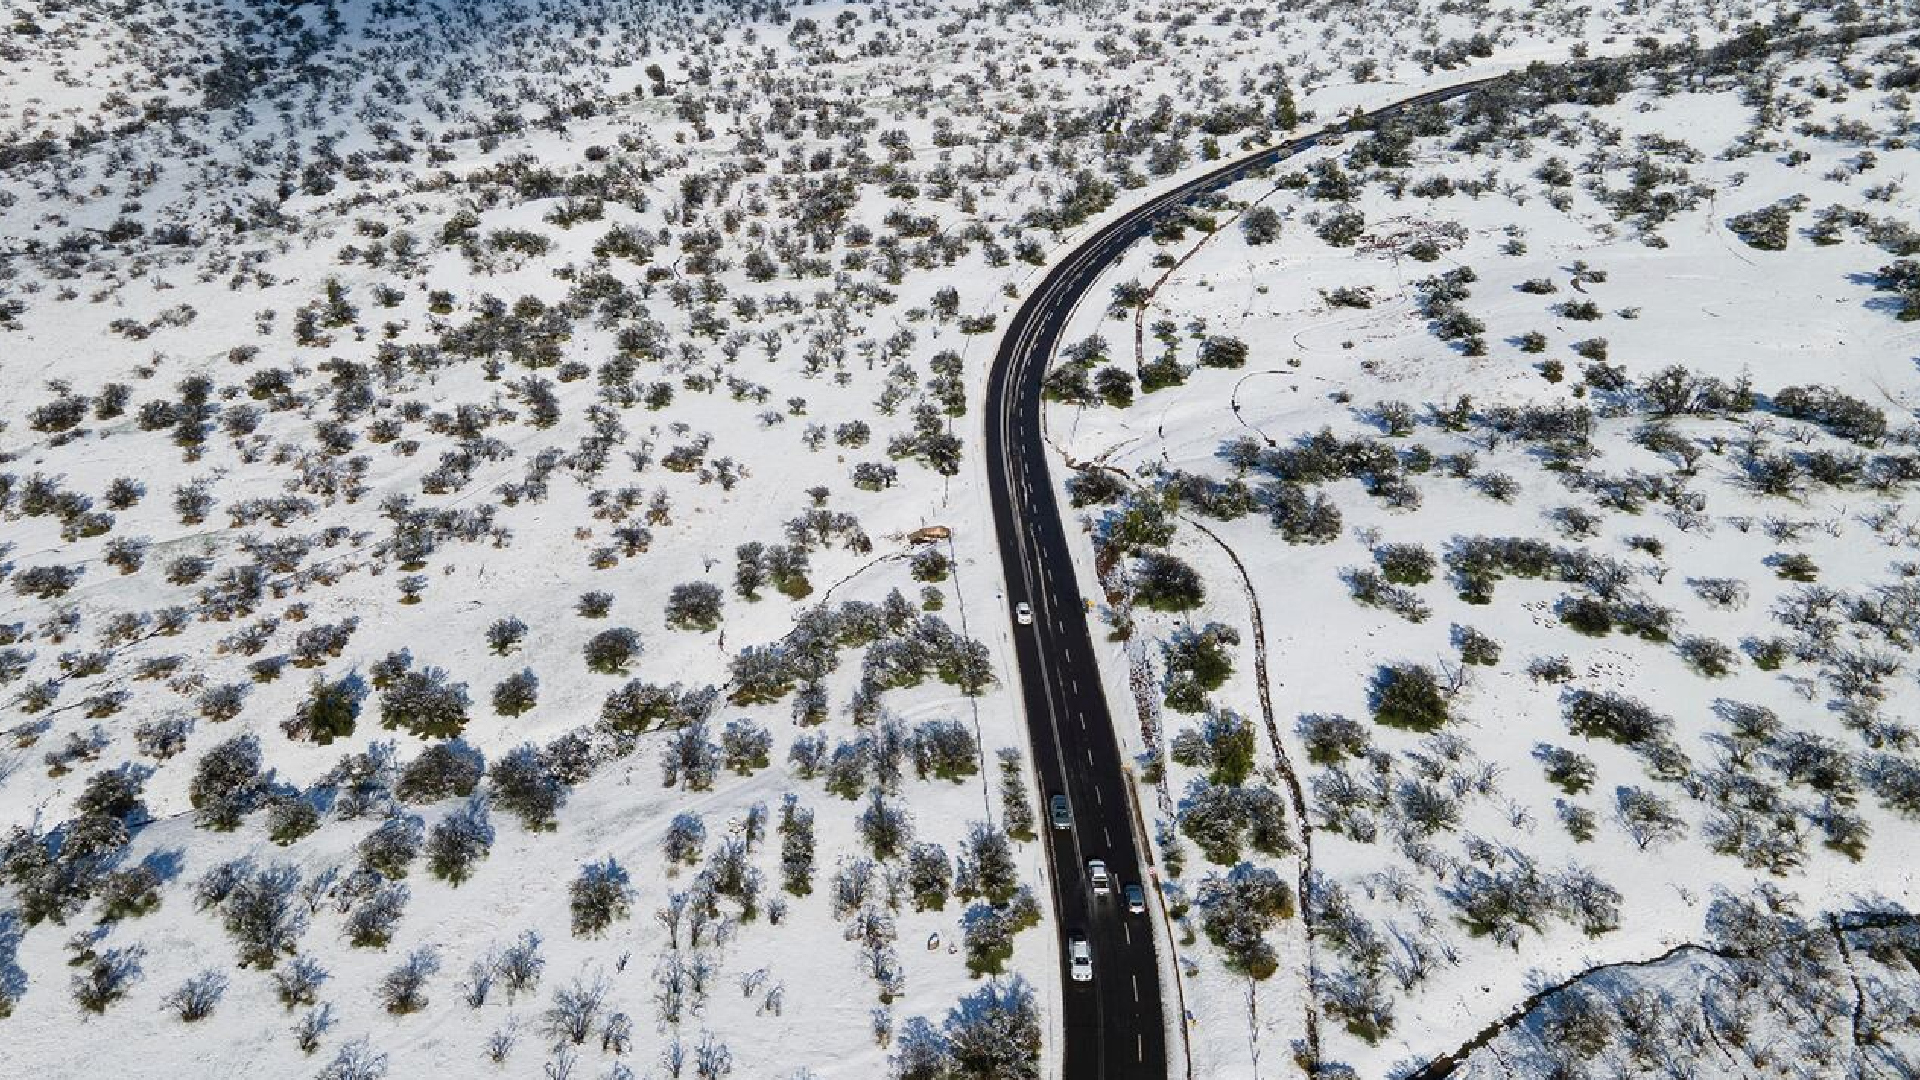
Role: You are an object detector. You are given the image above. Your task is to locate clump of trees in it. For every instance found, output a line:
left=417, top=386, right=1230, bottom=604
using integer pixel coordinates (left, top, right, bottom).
left=190, top=734, right=269, bottom=830
left=1178, top=780, right=1291, bottom=865
left=489, top=744, right=569, bottom=830
left=1161, top=624, right=1239, bottom=712
left=427, top=797, right=495, bottom=883
left=72, top=945, right=145, bottom=1013
left=892, top=977, right=1040, bottom=1080
left=379, top=667, right=471, bottom=738
left=1370, top=663, right=1450, bottom=731
left=997, top=749, right=1037, bottom=840
left=666, top=583, right=725, bottom=631
left=570, top=858, right=634, bottom=937
left=1299, top=714, right=1371, bottom=765
left=1133, top=552, right=1206, bottom=611
left=1196, top=864, right=1294, bottom=978
left=908, top=719, right=979, bottom=781
left=200, top=860, right=308, bottom=968
left=583, top=627, right=642, bottom=674
left=1344, top=567, right=1430, bottom=623
left=492, top=669, right=540, bottom=716
left=1170, top=711, right=1256, bottom=786
left=959, top=890, right=1040, bottom=974
left=1727, top=195, right=1805, bottom=250
left=283, top=675, right=365, bottom=744
left=1563, top=689, right=1670, bottom=747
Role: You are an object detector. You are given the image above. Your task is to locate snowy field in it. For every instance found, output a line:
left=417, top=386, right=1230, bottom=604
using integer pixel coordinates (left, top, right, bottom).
left=1045, top=21, right=1920, bottom=1079
left=1, top=1, right=1914, bottom=1079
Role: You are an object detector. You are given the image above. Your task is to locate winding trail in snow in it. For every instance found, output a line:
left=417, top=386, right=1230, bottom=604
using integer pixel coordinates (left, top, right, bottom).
left=1404, top=911, right=1920, bottom=1080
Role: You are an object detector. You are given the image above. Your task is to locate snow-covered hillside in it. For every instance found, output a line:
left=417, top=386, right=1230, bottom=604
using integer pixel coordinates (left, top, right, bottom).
left=2, top=1, right=1914, bottom=1079
left=1044, top=19, right=1920, bottom=1079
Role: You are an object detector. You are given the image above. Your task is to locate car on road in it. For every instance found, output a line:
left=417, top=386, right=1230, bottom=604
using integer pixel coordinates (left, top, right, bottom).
left=1013, top=601, right=1033, bottom=625
left=1067, top=935, right=1093, bottom=982
left=1124, top=882, right=1147, bottom=915
left=1087, top=859, right=1110, bottom=895
left=1049, top=794, right=1071, bottom=830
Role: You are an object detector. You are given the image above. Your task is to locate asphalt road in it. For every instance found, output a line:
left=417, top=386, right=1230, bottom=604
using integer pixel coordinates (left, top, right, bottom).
left=983, top=76, right=1502, bottom=1080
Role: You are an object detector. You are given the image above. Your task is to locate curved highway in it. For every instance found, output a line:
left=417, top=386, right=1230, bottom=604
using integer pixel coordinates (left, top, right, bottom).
left=983, top=75, right=1503, bottom=1080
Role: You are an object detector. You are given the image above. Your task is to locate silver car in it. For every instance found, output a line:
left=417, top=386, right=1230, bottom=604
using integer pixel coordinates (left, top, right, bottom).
left=1049, top=794, right=1071, bottom=830
left=1068, top=935, right=1093, bottom=982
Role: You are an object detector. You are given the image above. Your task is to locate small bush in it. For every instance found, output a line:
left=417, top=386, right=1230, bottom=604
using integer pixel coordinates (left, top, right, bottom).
left=1374, top=543, right=1434, bottom=585
left=582, top=628, right=642, bottom=674
left=570, top=858, right=633, bottom=937
left=1298, top=714, right=1370, bottom=764
left=1563, top=690, right=1670, bottom=746
left=1534, top=744, right=1596, bottom=794
left=1369, top=664, right=1448, bottom=731
left=163, top=969, right=228, bottom=1022
left=1133, top=553, right=1206, bottom=612
left=1678, top=635, right=1737, bottom=677
left=1454, top=626, right=1501, bottom=666
left=379, top=668, right=470, bottom=739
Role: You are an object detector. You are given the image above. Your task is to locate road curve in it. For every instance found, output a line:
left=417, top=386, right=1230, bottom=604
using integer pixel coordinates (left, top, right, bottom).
left=982, top=74, right=1503, bottom=1080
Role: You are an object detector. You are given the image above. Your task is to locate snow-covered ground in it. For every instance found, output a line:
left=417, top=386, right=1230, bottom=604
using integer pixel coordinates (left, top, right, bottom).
left=2, top=1, right=1914, bottom=1078
left=1045, top=23, right=1920, bottom=1078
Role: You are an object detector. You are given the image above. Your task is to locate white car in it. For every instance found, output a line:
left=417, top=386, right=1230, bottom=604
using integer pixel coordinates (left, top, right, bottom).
left=1013, top=601, right=1033, bottom=626
left=1087, top=859, right=1111, bottom=896
left=1068, top=935, right=1093, bottom=982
